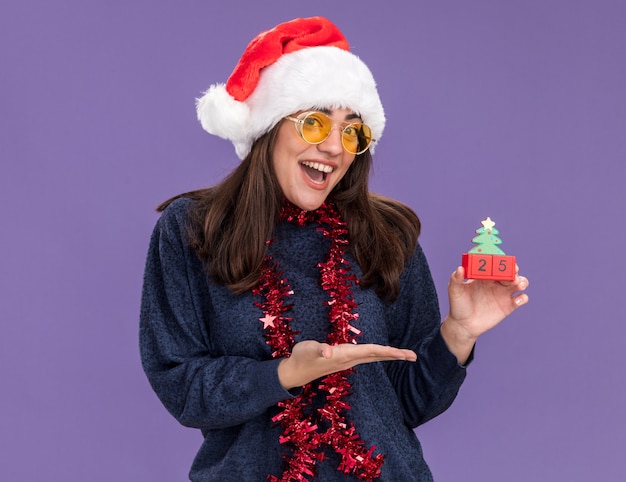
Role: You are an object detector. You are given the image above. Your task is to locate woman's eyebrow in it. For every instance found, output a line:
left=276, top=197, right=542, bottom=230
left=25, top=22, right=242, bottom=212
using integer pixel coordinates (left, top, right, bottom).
left=319, top=108, right=362, bottom=121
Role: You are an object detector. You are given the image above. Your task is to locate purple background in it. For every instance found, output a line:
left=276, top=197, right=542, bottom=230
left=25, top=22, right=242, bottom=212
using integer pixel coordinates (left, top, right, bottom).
left=2, top=1, right=625, bottom=480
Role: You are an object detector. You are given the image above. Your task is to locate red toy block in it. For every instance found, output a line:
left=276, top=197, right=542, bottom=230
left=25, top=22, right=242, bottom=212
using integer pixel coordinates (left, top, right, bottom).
left=489, top=255, right=516, bottom=280
left=462, top=254, right=516, bottom=281
left=463, top=253, right=492, bottom=279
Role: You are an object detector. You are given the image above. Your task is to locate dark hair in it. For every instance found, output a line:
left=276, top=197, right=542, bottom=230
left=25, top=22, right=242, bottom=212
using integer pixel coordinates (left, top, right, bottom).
left=158, top=122, right=420, bottom=302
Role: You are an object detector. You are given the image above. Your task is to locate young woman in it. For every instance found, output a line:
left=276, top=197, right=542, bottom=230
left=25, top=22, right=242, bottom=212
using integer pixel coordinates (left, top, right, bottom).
left=140, top=17, right=529, bottom=482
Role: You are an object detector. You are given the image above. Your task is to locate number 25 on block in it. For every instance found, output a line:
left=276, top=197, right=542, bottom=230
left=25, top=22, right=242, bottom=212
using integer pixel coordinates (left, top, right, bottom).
left=462, top=254, right=516, bottom=281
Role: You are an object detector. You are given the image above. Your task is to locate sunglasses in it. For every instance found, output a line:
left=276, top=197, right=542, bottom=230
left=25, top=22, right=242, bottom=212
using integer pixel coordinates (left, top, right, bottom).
left=284, top=111, right=375, bottom=155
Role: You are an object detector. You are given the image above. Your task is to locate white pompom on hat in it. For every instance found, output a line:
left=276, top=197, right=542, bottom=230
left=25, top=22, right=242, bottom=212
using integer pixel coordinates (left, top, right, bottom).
left=196, top=16, right=385, bottom=159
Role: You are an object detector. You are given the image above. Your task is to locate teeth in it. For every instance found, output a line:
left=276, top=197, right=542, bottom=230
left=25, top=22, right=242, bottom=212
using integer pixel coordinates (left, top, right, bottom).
left=301, top=161, right=334, bottom=173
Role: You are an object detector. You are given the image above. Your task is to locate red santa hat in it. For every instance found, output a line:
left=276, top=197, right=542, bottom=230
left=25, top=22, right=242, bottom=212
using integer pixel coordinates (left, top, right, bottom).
left=196, top=16, right=386, bottom=159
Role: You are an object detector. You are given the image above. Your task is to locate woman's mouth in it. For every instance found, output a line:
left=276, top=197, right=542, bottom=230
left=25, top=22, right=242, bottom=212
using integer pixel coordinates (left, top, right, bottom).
left=299, top=161, right=334, bottom=184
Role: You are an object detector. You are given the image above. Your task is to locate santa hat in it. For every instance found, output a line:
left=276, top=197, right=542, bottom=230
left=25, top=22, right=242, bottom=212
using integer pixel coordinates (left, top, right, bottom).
left=196, top=16, right=385, bottom=159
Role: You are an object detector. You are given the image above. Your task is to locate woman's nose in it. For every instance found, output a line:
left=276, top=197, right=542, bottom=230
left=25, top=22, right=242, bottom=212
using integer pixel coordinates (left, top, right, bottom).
left=318, top=125, right=344, bottom=156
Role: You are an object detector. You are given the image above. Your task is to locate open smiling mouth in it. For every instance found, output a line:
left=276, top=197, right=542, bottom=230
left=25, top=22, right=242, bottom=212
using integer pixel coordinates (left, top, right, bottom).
left=300, top=161, right=334, bottom=184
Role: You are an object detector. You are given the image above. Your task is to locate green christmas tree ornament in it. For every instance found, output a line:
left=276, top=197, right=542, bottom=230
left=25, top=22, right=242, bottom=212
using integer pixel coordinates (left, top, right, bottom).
left=462, top=217, right=516, bottom=280
left=468, top=217, right=506, bottom=255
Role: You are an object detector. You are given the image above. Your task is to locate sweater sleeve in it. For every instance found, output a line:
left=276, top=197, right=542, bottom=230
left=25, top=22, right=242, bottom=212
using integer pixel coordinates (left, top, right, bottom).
left=384, top=244, right=469, bottom=428
left=139, top=200, right=293, bottom=431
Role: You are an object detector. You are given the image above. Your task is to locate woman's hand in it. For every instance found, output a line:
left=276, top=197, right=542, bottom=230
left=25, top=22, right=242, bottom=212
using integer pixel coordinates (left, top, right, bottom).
left=278, top=341, right=417, bottom=390
left=441, top=265, right=529, bottom=365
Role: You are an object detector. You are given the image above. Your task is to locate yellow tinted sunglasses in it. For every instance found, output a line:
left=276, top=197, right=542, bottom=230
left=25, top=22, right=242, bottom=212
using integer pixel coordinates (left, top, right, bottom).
left=284, top=111, right=375, bottom=155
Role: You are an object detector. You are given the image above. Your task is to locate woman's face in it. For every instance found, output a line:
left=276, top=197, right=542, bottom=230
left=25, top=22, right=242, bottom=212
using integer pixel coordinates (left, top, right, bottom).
left=272, top=108, right=358, bottom=211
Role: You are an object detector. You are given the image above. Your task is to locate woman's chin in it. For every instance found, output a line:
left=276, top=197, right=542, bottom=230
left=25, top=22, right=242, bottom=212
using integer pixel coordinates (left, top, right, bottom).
left=287, top=195, right=327, bottom=212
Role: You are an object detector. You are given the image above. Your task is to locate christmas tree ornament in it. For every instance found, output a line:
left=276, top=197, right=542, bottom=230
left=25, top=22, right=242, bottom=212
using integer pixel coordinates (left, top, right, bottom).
left=462, top=217, right=516, bottom=281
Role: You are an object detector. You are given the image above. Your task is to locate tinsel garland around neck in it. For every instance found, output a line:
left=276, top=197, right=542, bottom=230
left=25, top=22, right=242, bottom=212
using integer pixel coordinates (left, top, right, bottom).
left=253, top=201, right=384, bottom=482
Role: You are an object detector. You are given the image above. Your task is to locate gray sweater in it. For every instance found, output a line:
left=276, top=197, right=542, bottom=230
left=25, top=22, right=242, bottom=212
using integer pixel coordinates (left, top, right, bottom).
left=140, top=197, right=468, bottom=481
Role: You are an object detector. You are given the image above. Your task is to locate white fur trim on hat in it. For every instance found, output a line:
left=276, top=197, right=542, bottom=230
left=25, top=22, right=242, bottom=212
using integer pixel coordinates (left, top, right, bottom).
left=197, top=46, right=385, bottom=160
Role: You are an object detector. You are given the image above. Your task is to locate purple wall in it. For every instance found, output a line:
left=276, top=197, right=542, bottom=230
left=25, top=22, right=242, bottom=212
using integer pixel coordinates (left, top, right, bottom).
left=2, top=1, right=624, bottom=480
